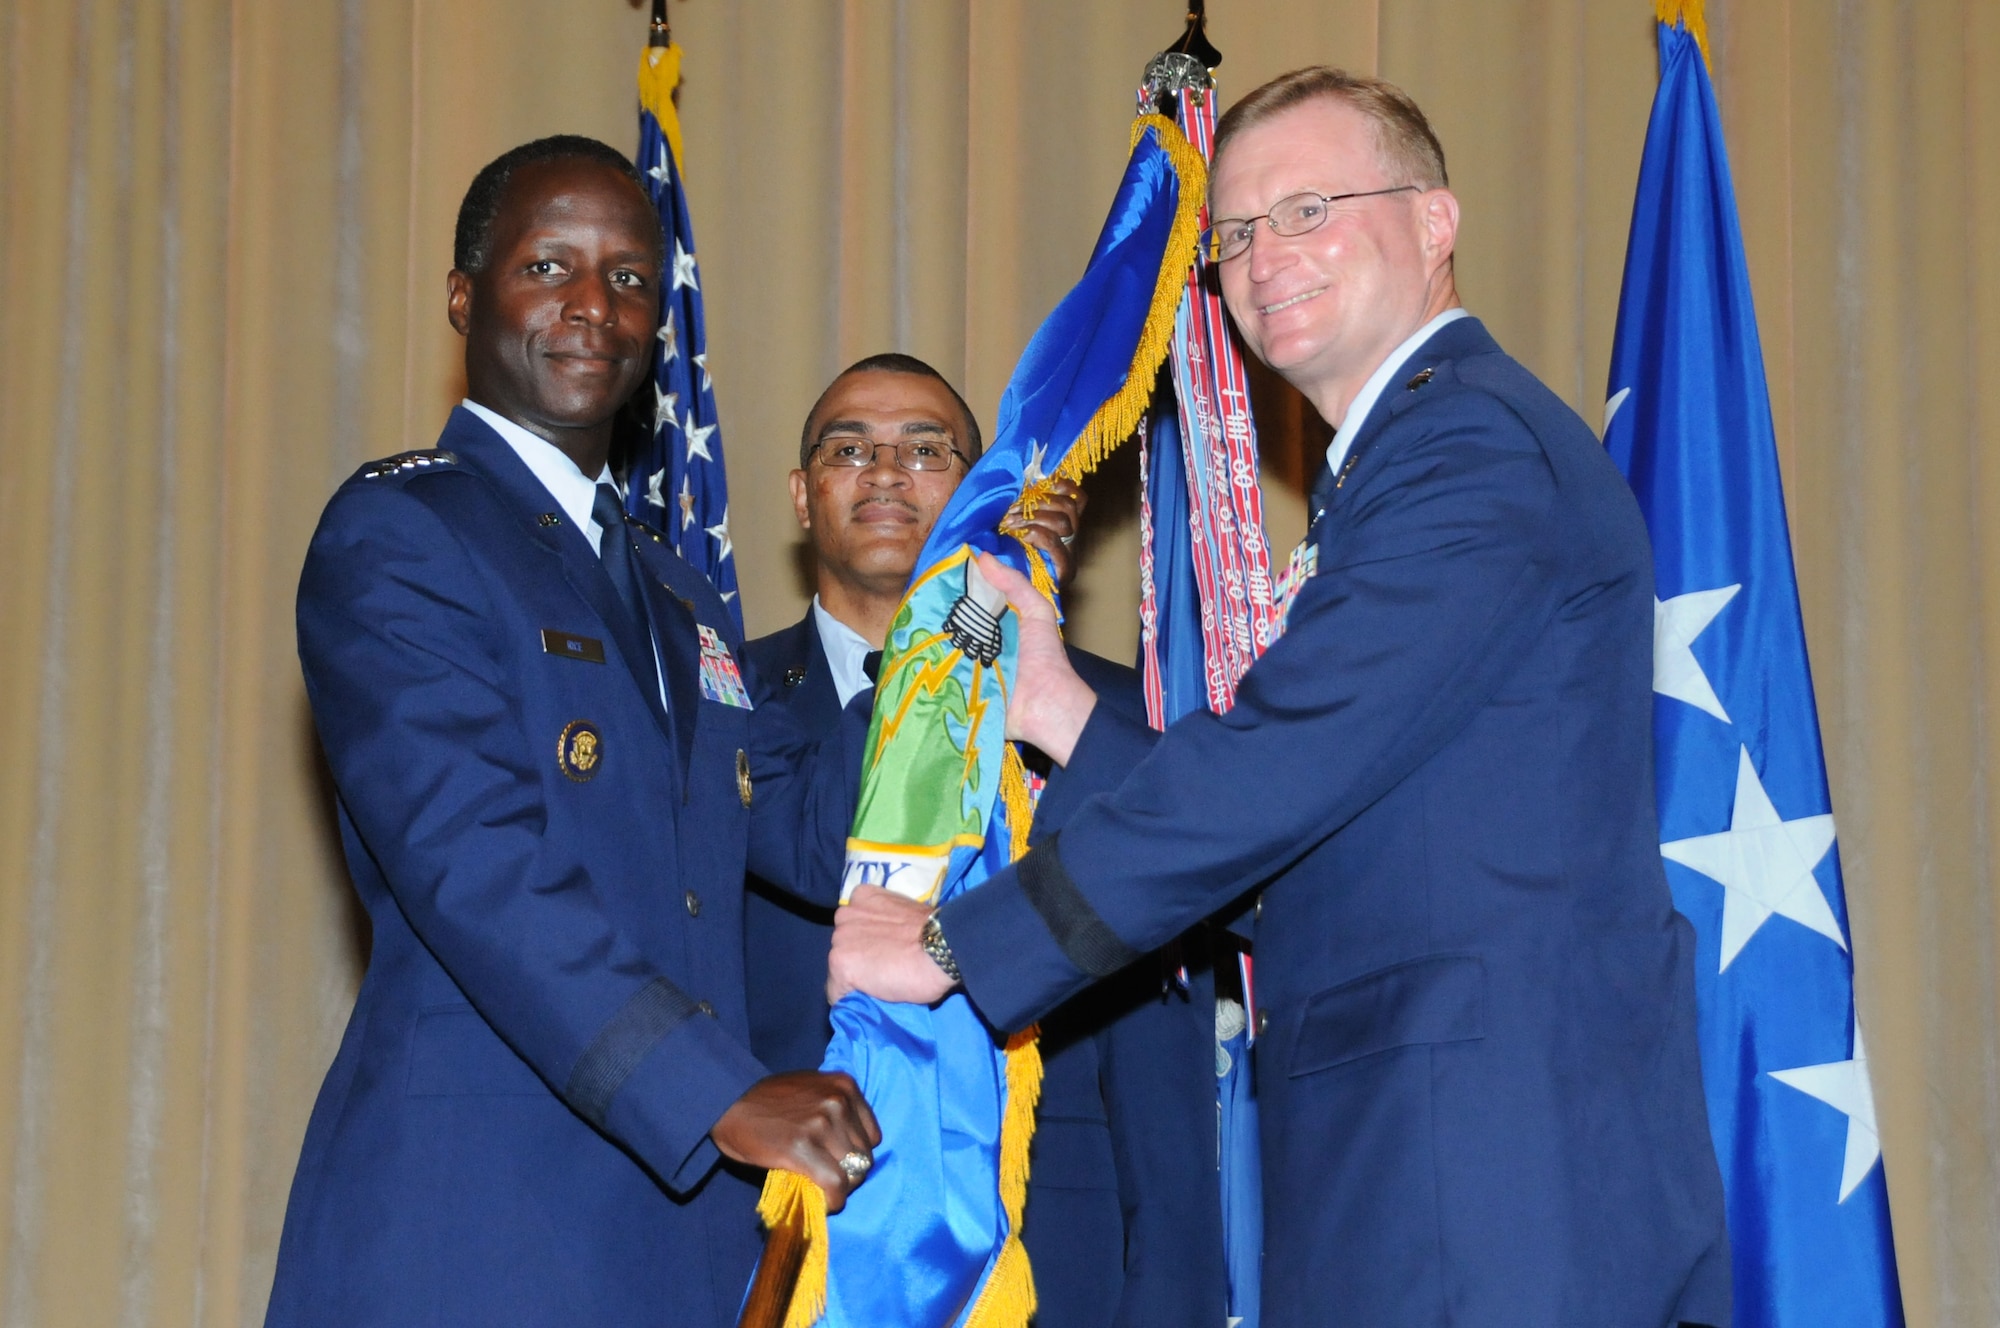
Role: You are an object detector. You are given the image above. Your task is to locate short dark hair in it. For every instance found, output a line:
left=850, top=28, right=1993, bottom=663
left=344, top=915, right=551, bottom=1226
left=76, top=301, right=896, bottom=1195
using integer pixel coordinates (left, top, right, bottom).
left=1214, top=67, right=1448, bottom=190
left=797, top=353, right=985, bottom=468
left=453, top=135, right=657, bottom=276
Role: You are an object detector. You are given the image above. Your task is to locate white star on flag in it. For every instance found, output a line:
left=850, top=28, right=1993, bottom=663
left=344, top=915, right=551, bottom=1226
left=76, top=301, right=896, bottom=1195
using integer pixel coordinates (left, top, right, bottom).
left=1661, top=746, right=1845, bottom=970
left=705, top=507, right=733, bottom=562
left=694, top=351, right=712, bottom=392
left=652, top=386, right=678, bottom=437
left=1770, top=1023, right=1881, bottom=1202
left=648, top=145, right=671, bottom=187
left=1604, top=385, right=1633, bottom=434
left=683, top=413, right=717, bottom=463
left=657, top=311, right=679, bottom=365
left=645, top=469, right=668, bottom=509
left=671, top=241, right=699, bottom=292
left=1655, top=585, right=1740, bottom=720
left=1022, top=439, right=1049, bottom=485
left=677, top=475, right=696, bottom=531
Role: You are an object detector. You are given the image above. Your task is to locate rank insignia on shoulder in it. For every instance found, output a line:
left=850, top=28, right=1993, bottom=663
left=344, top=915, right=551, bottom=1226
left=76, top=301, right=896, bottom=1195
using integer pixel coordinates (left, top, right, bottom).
left=360, top=449, right=459, bottom=479
left=556, top=719, right=604, bottom=782
left=696, top=625, right=754, bottom=709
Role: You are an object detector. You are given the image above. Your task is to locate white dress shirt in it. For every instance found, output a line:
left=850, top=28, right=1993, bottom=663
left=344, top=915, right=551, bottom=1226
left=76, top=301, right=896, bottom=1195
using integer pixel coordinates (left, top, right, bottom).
left=462, top=399, right=668, bottom=711
left=811, top=597, right=877, bottom=708
left=462, top=399, right=618, bottom=550
left=1324, top=307, right=1472, bottom=475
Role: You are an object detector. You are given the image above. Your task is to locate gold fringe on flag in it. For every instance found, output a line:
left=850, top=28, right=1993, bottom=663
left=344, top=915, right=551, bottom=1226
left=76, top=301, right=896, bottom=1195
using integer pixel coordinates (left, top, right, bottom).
left=999, top=743, right=1037, bottom=864
left=961, top=1024, right=1045, bottom=1328
left=1011, top=537, right=1060, bottom=614
left=1052, top=112, right=1209, bottom=484
left=755, top=1170, right=830, bottom=1328
left=1655, top=0, right=1711, bottom=68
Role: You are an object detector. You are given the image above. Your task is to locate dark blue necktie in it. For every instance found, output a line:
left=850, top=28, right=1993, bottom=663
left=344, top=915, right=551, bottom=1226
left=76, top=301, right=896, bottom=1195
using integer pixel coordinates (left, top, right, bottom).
left=592, top=483, right=652, bottom=639
left=1307, top=459, right=1339, bottom=528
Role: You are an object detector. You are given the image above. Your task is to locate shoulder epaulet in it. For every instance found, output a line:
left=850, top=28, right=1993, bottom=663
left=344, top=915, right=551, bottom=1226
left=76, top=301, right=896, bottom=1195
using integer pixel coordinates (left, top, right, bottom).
left=359, top=449, right=459, bottom=480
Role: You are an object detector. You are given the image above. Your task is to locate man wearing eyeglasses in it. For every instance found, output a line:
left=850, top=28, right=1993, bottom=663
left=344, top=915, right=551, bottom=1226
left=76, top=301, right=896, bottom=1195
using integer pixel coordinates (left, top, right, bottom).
left=745, top=353, right=1225, bottom=1327
left=830, top=68, right=1731, bottom=1328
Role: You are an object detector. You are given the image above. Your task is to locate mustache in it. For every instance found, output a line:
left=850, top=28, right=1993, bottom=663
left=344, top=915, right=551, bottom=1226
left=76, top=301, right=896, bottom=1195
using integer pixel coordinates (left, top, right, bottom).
left=849, top=497, right=922, bottom=520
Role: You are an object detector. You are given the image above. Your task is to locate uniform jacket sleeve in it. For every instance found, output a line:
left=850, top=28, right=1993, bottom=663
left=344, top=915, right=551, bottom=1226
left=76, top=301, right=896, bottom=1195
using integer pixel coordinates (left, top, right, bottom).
left=942, top=391, right=1566, bottom=1032
left=299, top=483, right=764, bottom=1193
left=741, top=682, right=870, bottom=909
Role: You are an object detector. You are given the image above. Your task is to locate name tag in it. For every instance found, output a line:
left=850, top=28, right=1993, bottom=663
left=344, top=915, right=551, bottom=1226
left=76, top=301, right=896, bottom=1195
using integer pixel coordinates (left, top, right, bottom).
left=541, top=629, right=606, bottom=664
left=696, top=625, right=754, bottom=709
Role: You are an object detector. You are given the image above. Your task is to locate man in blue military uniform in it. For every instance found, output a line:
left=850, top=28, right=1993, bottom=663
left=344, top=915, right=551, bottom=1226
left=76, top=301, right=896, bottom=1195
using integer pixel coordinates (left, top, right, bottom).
left=831, top=70, right=1732, bottom=1328
left=269, top=137, right=879, bottom=1328
left=745, top=354, right=1224, bottom=1327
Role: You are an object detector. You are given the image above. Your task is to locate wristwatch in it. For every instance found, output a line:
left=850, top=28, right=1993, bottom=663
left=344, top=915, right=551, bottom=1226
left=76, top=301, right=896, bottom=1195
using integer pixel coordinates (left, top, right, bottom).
left=920, top=910, right=963, bottom=985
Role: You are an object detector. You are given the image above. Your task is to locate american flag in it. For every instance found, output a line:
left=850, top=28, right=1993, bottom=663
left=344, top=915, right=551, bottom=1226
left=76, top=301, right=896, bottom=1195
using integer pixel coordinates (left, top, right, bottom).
left=632, top=40, right=739, bottom=627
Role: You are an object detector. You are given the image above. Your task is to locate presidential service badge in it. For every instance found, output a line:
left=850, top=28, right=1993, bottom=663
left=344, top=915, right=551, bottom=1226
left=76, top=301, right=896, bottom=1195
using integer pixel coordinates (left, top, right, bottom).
left=557, top=719, right=604, bottom=782
left=695, top=625, right=753, bottom=709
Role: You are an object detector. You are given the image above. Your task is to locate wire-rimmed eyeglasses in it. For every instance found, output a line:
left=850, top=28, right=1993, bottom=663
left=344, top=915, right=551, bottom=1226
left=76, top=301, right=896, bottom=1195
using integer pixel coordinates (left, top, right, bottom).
left=808, top=436, right=969, bottom=472
left=1198, top=185, right=1421, bottom=264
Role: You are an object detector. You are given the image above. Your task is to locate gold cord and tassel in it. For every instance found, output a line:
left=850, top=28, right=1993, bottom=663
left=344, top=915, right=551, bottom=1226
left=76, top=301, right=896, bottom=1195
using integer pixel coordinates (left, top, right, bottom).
left=753, top=1170, right=830, bottom=1328
left=1655, top=0, right=1711, bottom=67
left=636, top=43, right=688, bottom=174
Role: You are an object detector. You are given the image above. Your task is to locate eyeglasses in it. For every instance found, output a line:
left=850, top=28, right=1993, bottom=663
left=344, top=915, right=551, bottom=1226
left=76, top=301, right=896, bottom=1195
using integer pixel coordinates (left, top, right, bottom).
left=1198, top=186, right=1421, bottom=264
left=809, top=436, right=968, bottom=472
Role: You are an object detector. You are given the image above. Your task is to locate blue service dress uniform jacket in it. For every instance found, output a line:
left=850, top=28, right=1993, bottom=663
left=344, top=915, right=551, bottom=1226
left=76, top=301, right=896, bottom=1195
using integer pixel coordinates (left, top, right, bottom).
left=741, top=616, right=1225, bottom=1328
left=938, top=319, right=1733, bottom=1328
left=267, top=407, right=858, bottom=1328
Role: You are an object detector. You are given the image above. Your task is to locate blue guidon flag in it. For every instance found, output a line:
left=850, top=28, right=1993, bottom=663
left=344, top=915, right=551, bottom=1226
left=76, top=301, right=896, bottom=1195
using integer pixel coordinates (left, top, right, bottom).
left=632, top=39, right=739, bottom=627
left=754, top=110, right=1206, bottom=1328
left=1605, top=4, right=1905, bottom=1324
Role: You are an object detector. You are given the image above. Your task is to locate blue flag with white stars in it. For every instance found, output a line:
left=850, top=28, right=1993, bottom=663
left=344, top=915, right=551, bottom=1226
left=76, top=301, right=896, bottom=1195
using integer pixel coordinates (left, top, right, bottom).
left=632, top=43, right=739, bottom=628
left=1605, top=16, right=1904, bottom=1326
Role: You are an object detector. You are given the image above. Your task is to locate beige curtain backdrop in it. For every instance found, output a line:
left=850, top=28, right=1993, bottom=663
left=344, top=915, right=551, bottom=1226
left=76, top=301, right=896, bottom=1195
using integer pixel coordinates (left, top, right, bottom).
left=1, top=1, right=1994, bottom=1323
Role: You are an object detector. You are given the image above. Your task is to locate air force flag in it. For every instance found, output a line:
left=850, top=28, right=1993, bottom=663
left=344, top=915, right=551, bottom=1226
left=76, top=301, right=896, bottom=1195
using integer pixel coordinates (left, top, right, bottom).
left=1605, top=9, right=1905, bottom=1325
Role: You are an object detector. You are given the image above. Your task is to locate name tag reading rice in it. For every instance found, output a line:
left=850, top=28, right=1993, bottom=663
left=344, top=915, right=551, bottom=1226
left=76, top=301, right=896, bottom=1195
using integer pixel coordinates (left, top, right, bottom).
left=540, top=629, right=606, bottom=663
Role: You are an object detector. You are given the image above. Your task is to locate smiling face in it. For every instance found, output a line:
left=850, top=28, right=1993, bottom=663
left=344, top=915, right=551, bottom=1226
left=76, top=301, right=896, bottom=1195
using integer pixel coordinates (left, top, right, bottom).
left=1207, top=97, right=1459, bottom=423
left=789, top=369, right=973, bottom=602
left=447, top=157, right=662, bottom=463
